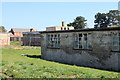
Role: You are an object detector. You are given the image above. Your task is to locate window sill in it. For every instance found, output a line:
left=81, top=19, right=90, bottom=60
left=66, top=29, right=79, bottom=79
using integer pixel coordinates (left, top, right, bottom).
left=47, top=47, right=60, bottom=49
left=111, top=50, right=120, bottom=53
left=73, top=48, right=93, bottom=51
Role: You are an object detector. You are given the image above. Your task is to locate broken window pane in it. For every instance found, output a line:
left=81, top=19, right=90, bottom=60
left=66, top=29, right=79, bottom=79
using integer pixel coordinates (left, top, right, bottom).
left=83, top=34, right=87, bottom=49
left=87, top=33, right=92, bottom=49
left=74, top=33, right=92, bottom=49
left=47, top=34, right=60, bottom=48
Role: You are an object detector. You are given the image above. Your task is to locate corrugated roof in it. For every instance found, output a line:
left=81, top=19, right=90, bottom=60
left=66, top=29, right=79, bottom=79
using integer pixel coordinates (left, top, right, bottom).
left=11, top=28, right=30, bottom=32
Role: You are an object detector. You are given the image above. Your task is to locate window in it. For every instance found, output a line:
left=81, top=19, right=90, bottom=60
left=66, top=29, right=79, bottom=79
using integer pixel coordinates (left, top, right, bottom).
left=47, top=34, right=60, bottom=48
left=112, top=33, right=120, bottom=51
left=87, top=33, right=92, bottom=49
left=10, top=37, right=13, bottom=41
left=74, top=33, right=92, bottom=49
left=21, top=37, right=23, bottom=41
left=64, top=28, right=66, bottom=30
left=16, top=37, right=19, bottom=41
left=83, top=34, right=87, bottom=49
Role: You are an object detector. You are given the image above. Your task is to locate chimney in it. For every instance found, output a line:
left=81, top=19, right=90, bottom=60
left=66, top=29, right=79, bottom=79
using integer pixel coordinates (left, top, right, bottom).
left=30, top=28, right=35, bottom=32
left=62, top=21, right=66, bottom=27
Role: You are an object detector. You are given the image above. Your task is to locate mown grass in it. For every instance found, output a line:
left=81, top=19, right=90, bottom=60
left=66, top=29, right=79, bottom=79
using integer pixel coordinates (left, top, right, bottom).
left=0, top=42, right=119, bottom=78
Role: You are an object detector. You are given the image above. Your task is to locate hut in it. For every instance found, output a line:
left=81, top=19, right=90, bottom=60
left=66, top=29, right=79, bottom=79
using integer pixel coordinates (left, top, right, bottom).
left=40, top=27, right=120, bottom=71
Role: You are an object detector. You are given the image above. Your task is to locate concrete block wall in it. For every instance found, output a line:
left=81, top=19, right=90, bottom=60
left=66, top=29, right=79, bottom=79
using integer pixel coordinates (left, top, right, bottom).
left=41, top=30, right=120, bottom=71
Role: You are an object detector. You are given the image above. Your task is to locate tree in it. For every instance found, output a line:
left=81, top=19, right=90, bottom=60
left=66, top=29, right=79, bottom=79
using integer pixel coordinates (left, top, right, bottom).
left=94, top=13, right=110, bottom=28
left=0, top=26, right=7, bottom=32
left=108, top=10, right=120, bottom=26
left=94, top=10, right=120, bottom=28
left=67, top=16, right=87, bottom=29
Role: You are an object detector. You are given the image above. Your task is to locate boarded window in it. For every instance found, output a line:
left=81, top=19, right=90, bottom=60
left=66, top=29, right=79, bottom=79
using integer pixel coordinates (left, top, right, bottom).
left=47, top=34, right=60, bottom=48
left=112, top=33, right=120, bottom=51
left=74, top=33, right=92, bottom=49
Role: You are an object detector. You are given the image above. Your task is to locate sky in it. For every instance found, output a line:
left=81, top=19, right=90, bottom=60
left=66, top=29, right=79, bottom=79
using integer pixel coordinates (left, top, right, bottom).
left=1, top=2, right=119, bottom=31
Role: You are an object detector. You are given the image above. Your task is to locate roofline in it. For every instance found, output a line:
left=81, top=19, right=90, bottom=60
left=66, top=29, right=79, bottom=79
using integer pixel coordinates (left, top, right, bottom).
left=11, top=28, right=30, bottom=29
left=40, top=27, right=120, bottom=33
left=23, top=31, right=40, bottom=34
left=46, top=26, right=73, bottom=28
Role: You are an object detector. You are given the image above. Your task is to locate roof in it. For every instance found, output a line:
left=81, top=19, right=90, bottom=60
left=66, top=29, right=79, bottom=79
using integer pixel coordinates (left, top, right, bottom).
left=11, top=28, right=30, bottom=32
left=40, top=27, right=120, bottom=33
left=46, top=26, right=74, bottom=28
left=23, top=31, right=40, bottom=34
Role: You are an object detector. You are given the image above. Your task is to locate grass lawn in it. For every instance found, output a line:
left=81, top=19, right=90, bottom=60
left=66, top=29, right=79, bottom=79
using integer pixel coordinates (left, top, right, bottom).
left=0, top=43, right=119, bottom=78
left=10, top=41, right=22, bottom=46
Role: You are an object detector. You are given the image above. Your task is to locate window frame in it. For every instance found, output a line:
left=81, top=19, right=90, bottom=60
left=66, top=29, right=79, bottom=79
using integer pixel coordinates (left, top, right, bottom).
left=112, top=32, right=120, bottom=52
left=47, top=34, right=60, bottom=49
left=73, top=33, right=92, bottom=50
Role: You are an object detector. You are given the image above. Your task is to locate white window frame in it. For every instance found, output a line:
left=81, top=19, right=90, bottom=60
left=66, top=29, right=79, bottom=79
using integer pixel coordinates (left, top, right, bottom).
left=74, top=33, right=92, bottom=49
left=47, top=34, right=60, bottom=48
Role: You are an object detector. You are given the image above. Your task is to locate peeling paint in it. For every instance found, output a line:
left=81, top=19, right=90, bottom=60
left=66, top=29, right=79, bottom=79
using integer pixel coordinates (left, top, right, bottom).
left=41, top=30, right=120, bottom=71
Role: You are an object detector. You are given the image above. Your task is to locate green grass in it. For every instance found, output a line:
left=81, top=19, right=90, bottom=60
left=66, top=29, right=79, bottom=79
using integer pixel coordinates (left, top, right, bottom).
left=10, top=41, right=22, bottom=46
left=0, top=46, right=119, bottom=78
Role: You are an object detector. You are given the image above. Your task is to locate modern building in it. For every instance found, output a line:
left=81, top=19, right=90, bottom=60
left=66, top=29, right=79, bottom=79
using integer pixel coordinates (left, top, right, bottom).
left=23, top=31, right=41, bottom=46
left=40, top=27, right=120, bottom=71
left=46, top=21, right=74, bottom=31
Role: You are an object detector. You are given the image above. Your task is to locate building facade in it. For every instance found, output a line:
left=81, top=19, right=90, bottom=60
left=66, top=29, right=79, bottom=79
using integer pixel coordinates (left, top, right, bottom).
left=46, top=21, right=74, bottom=31
left=40, top=27, right=120, bottom=71
left=0, top=33, right=10, bottom=46
left=23, top=31, right=41, bottom=46
left=9, top=28, right=34, bottom=42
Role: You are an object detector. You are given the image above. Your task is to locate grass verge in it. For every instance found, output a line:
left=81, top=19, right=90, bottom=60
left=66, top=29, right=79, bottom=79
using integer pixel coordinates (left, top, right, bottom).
left=1, top=41, right=119, bottom=78
left=1, top=47, right=119, bottom=78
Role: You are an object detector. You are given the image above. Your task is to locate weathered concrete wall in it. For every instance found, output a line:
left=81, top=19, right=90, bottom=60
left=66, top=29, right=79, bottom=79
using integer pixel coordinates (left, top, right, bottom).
left=23, top=32, right=41, bottom=46
left=41, top=30, right=120, bottom=71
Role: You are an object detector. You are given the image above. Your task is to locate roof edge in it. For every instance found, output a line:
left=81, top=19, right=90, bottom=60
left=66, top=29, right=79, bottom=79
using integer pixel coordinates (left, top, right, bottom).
left=40, top=27, right=120, bottom=33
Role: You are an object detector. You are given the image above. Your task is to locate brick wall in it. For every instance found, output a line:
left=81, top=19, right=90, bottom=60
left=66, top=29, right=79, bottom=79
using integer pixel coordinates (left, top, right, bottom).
left=0, top=33, right=10, bottom=45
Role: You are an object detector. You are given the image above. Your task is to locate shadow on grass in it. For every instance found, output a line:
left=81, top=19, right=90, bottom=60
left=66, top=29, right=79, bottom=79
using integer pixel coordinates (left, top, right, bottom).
left=26, top=55, right=119, bottom=72
left=26, top=55, right=41, bottom=59
left=41, top=58, right=120, bottom=72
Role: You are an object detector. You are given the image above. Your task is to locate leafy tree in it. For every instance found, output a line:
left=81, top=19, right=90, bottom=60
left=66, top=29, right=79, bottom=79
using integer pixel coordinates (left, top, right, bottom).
left=0, top=26, right=7, bottom=32
left=67, top=16, right=87, bottom=29
left=94, top=13, right=110, bottom=28
left=107, top=10, right=120, bottom=26
left=94, top=10, right=120, bottom=28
